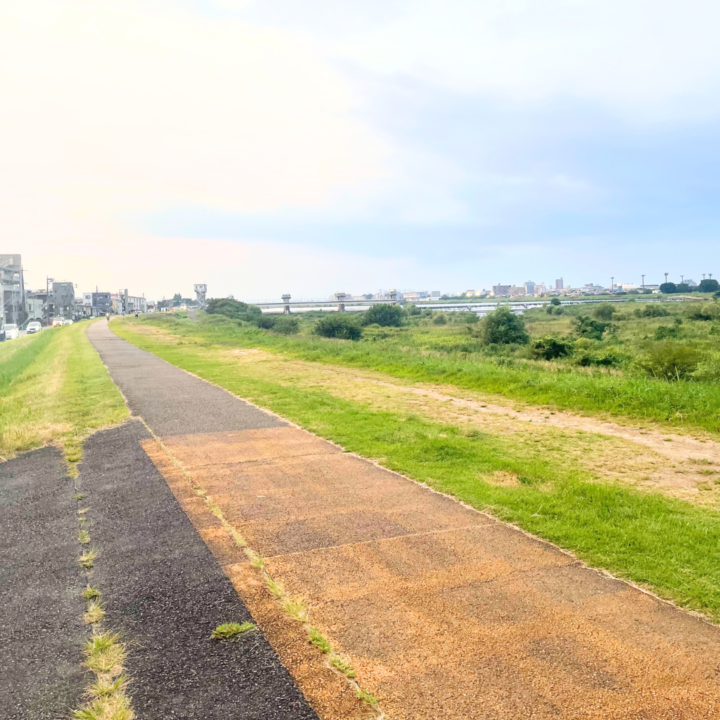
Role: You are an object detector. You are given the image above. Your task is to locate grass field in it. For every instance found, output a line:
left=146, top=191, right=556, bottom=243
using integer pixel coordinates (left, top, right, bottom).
left=114, top=316, right=720, bottom=622
left=0, top=323, right=128, bottom=466
left=115, top=301, right=720, bottom=436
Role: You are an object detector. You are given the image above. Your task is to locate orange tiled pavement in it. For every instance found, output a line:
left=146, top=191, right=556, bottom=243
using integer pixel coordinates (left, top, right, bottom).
left=145, top=427, right=720, bottom=720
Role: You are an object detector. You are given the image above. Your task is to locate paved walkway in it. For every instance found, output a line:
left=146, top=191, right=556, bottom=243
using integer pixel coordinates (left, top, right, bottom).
left=89, top=320, right=720, bottom=720
left=0, top=448, right=85, bottom=720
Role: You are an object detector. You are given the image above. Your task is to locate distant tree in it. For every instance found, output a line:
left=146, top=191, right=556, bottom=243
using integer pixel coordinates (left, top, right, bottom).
left=659, top=282, right=677, bottom=294
left=405, top=303, right=421, bottom=316
left=675, top=283, right=692, bottom=293
left=593, top=303, right=617, bottom=321
left=363, top=304, right=405, bottom=327
left=314, top=314, right=363, bottom=340
left=698, top=279, right=720, bottom=294
left=572, top=315, right=610, bottom=341
left=255, top=315, right=277, bottom=329
left=478, top=306, right=530, bottom=345
left=432, top=313, right=447, bottom=325
left=634, top=304, right=670, bottom=318
left=550, top=298, right=562, bottom=306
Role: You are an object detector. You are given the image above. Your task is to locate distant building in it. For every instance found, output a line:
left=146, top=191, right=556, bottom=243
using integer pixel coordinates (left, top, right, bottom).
left=52, top=281, right=75, bottom=319
left=403, top=291, right=429, bottom=301
left=524, top=281, right=536, bottom=295
left=555, top=278, right=564, bottom=290
left=25, top=291, right=46, bottom=322
left=0, top=254, right=24, bottom=325
left=91, top=292, right=112, bottom=316
left=492, top=284, right=511, bottom=297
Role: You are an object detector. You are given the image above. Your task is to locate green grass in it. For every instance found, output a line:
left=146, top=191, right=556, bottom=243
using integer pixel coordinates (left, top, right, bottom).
left=113, top=318, right=720, bottom=621
left=114, top=312, right=720, bottom=436
left=211, top=622, right=256, bottom=640
left=308, top=627, right=332, bottom=654
left=0, top=323, right=128, bottom=465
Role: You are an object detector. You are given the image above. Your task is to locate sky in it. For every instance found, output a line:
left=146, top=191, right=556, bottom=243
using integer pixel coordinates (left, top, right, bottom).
left=2, top=0, right=719, bottom=301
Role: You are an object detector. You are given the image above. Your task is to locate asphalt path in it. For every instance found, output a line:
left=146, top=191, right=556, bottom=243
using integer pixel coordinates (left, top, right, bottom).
left=0, top=448, right=86, bottom=720
left=84, top=321, right=317, bottom=719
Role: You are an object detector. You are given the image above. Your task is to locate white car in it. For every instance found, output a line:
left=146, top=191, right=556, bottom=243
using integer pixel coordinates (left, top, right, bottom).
left=3, top=323, right=19, bottom=340
left=27, top=321, right=42, bottom=334
left=63, top=319, right=74, bottom=326
left=51, top=317, right=64, bottom=327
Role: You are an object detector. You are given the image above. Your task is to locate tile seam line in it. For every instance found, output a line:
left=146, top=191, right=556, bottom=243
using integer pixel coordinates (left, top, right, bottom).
left=103, top=321, right=720, bottom=629
left=261, top=523, right=506, bottom=561
left=134, top=416, right=387, bottom=720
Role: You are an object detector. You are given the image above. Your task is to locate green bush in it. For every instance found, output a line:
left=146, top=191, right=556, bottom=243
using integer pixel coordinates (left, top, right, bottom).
left=574, top=348, right=625, bottom=368
left=205, top=298, right=262, bottom=322
left=363, top=304, right=405, bottom=327
left=255, top=315, right=277, bottom=329
left=688, top=303, right=720, bottom=322
left=406, top=304, right=421, bottom=316
left=660, top=282, right=677, bottom=294
left=476, top=306, right=529, bottom=345
left=314, top=314, right=363, bottom=340
left=272, top=316, right=300, bottom=335
left=593, top=303, right=617, bottom=321
left=432, top=314, right=448, bottom=325
left=572, top=315, right=610, bottom=341
left=550, top=298, right=562, bottom=306
left=634, top=304, right=670, bottom=318
left=654, top=325, right=681, bottom=340
left=692, top=355, right=720, bottom=381
left=636, top=342, right=702, bottom=381
left=530, top=336, right=574, bottom=360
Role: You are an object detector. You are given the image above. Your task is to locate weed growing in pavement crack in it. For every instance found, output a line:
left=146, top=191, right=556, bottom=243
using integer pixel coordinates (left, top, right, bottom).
left=79, top=549, right=97, bottom=569
left=331, top=655, right=357, bottom=679
left=83, top=586, right=101, bottom=600
left=211, top=622, right=256, bottom=640
left=78, top=529, right=91, bottom=544
left=308, top=627, right=332, bottom=654
left=84, top=600, right=105, bottom=625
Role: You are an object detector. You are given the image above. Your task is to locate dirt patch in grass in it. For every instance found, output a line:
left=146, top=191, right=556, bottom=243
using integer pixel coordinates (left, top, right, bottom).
left=219, top=349, right=720, bottom=505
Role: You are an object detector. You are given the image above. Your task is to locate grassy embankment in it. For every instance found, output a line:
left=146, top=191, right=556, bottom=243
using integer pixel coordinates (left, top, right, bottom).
left=115, top=315, right=720, bottom=623
left=0, top=323, right=128, bottom=468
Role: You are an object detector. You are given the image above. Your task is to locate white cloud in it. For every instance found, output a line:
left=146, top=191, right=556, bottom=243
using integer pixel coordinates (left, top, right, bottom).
left=327, top=0, right=720, bottom=121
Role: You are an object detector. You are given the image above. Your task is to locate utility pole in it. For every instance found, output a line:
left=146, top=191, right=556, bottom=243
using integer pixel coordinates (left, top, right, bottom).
left=641, top=274, right=645, bottom=288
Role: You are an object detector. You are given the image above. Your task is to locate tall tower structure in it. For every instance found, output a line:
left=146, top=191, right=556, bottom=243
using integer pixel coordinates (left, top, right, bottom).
left=194, top=284, right=207, bottom=309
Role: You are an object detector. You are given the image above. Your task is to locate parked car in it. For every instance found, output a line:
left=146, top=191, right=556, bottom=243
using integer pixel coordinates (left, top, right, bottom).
left=27, top=321, right=42, bottom=334
left=3, top=323, right=19, bottom=340
left=51, top=317, right=64, bottom=327
left=63, top=319, right=74, bottom=325
left=0, top=327, right=5, bottom=342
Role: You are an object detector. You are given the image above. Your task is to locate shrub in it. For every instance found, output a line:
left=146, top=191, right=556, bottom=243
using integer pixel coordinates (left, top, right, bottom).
left=659, top=282, right=677, bottom=294
left=572, top=315, right=610, bottom=341
left=654, top=325, right=681, bottom=340
left=432, top=314, right=448, bottom=325
left=363, top=304, right=405, bottom=327
left=688, top=303, right=720, bottom=321
left=476, top=306, right=529, bottom=345
left=593, top=303, right=617, bottom=321
left=692, top=355, right=720, bottom=381
left=406, top=304, right=421, bottom=316
left=550, top=298, right=562, bottom=306
left=314, top=314, right=363, bottom=340
left=272, top=316, right=300, bottom=335
left=634, top=305, right=670, bottom=318
left=255, top=315, right=277, bottom=329
left=545, top=305, right=565, bottom=315
left=530, top=336, right=574, bottom=360
left=205, top=298, right=262, bottom=322
left=574, top=349, right=625, bottom=368
left=636, top=342, right=702, bottom=381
